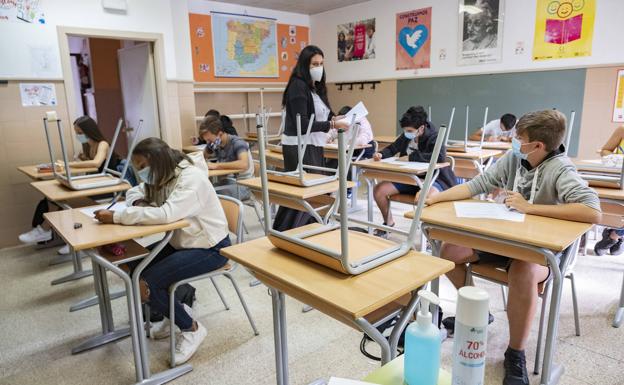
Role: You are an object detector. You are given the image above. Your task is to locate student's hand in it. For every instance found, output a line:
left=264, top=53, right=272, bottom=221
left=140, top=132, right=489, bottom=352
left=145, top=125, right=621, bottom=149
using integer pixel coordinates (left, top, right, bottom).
left=504, top=191, right=532, bottom=213
left=94, top=210, right=115, bottom=224
left=373, top=152, right=383, bottom=161
left=334, top=119, right=350, bottom=130
left=207, top=162, right=218, bottom=170
left=487, top=136, right=499, bottom=142
left=500, top=136, right=512, bottom=143
left=332, top=115, right=346, bottom=122
left=190, top=136, right=199, bottom=145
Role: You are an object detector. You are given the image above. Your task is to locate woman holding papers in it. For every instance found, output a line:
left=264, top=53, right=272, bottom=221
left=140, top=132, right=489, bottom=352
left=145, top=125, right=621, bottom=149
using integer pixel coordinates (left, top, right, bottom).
left=274, top=45, right=350, bottom=230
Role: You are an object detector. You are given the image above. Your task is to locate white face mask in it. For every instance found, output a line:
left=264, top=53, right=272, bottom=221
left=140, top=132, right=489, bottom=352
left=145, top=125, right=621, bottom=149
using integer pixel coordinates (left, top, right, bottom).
left=310, top=66, right=323, bottom=82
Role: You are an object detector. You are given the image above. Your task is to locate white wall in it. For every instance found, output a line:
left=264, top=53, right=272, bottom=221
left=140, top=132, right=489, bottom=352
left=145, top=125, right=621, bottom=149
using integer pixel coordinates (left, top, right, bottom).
left=187, top=0, right=310, bottom=26
left=0, top=0, right=181, bottom=79
left=311, top=0, right=624, bottom=83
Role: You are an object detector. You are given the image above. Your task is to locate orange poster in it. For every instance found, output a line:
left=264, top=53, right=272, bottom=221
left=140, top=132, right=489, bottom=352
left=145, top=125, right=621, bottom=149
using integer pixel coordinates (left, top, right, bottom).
left=189, top=13, right=309, bottom=82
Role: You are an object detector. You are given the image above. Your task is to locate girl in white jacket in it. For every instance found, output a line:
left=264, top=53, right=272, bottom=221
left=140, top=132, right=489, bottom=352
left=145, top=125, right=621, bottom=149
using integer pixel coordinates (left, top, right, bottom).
left=95, top=138, right=230, bottom=365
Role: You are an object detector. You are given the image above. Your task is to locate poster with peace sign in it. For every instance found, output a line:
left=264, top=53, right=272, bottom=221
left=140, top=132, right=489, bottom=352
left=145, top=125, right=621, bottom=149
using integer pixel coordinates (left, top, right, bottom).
left=395, top=7, right=431, bottom=70
left=532, top=0, right=596, bottom=60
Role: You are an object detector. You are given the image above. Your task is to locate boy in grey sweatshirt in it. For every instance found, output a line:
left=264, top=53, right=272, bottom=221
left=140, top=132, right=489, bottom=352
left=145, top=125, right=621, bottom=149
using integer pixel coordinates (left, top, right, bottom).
left=423, top=110, right=601, bottom=385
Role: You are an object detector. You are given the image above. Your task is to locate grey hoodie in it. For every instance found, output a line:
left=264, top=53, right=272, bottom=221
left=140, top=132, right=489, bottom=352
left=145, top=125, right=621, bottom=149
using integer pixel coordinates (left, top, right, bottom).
left=467, top=145, right=601, bottom=212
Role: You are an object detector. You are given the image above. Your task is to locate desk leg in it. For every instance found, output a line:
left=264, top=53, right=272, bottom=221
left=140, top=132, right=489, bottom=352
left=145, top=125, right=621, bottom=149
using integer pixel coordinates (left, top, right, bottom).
left=613, top=272, right=624, bottom=328
left=348, top=164, right=360, bottom=213
left=355, top=318, right=392, bottom=365
left=271, top=288, right=288, bottom=385
left=540, top=243, right=576, bottom=385
left=72, top=264, right=130, bottom=354
left=69, top=289, right=126, bottom=312
left=428, top=237, right=442, bottom=326
left=51, top=248, right=92, bottom=285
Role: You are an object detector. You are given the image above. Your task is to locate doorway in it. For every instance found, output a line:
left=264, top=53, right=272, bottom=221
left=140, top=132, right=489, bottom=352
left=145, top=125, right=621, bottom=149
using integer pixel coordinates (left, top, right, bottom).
left=58, top=27, right=171, bottom=156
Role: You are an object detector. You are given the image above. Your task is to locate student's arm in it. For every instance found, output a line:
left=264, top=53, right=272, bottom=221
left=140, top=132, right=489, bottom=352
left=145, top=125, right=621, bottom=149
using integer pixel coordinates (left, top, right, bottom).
left=468, top=128, right=484, bottom=141
left=377, top=136, right=403, bottom=159
left=68, top=141, right=109, bottom=168
left=505, top=193, right=601, bottom=223
left=210, top=150, right=249, bottom=171
left=125, top=184, right=146, bottom=206
left=425, top=184, right=473, bottom=205
left=600, top=126, right=624, bottom=156
left=408, top=133, right=446, bottom=163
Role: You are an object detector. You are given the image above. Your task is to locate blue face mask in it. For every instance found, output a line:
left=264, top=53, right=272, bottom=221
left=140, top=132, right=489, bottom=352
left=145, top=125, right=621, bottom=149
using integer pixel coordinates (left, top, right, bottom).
left=209, top=137, right=222, bottom=151
left=512, top=137, right=531, bottom=160
left=403, top=131, right=417, bottom=140
left=76, top=134, right=88, bottom=144
left=136, top=167, right=152, bottom=184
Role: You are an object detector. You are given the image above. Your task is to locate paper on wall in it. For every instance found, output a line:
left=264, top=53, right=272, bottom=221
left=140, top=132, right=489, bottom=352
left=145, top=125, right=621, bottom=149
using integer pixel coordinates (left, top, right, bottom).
left=337, top=101, right=368, bottom=125
left=19, top=83, right=57, bottom=106
left=454, top=202, right=525, bottom=222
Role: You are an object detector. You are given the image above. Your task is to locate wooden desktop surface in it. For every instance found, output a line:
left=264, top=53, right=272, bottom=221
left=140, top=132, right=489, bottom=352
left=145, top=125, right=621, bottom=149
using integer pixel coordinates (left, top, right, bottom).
left=209, top=168, right=242, bottom=178
left=408, top=200, right=592, bottom=252
left=446, top=149, right=503, bottom=160
left=18, top=165, right=100, bottom=180
left=238, top=177, right=354, bottom=200
left=593, top=186, right=624, bottom=200
left=31, top=179, right=131, bottom=202
left=574, top=159, right=621, bottom=174
left=221, top=224, right=453, bottom=323
left=43, top=206, right=188, bottom=251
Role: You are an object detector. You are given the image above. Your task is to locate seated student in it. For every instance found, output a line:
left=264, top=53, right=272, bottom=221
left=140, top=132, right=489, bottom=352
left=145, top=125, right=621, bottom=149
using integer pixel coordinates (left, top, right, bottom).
left=594, top=124, right=624, bottom=255
left=423, top=110, right=601, bottom=385
left=326, top=105, right=374, bottom=148
left=198, top=116, right=253, bottom=200
left=18, top=116, right=121, bottom=255
left=192, top=110, right=238, bottom=145
left=469, top=113, right=517, bottom=142
left=94, top=138, right=230, bottom=365
left=371, top=106, right=456, bottom=237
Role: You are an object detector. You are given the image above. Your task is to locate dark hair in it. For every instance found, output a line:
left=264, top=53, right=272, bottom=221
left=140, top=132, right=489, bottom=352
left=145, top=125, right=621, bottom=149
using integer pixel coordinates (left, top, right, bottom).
left=198, top=116, right=222, bottom=136
left=338, top=32, right=345, bottom=41
left=338, top=106, right=351, bottom=116
left=516, top=110, right=566, bottom=152
left=399, top=106, right=428, bottom=129
left=132, top=137, right=193, bottom=204
left=282, top=45, right=330, bottom=110
left=500, top=113, right=517, bottom=131
left=73, top=116, right=110, bottom=160
left=205, top=109, right=220, bottom=118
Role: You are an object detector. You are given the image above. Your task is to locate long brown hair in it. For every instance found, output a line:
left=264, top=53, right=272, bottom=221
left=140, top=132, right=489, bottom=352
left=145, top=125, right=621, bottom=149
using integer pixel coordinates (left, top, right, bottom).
left=73, top=116, right=106, bottom=158
left=132, top=138, right=193, bottom=205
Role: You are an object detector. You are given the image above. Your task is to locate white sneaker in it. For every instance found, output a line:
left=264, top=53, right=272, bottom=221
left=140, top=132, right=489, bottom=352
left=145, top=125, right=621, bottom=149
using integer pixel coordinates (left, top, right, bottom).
left=57, top=244, right=70, bottom=255
left=18, top=225, right=52, bottom=244
left=173, top=321, right=207, bottom=365
left=150, top=304, right=194, bottom=340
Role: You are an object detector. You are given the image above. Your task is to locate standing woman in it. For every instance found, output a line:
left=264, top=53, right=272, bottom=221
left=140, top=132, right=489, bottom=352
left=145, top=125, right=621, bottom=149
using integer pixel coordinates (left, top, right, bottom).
left=274, top=45, right=349, bottom=230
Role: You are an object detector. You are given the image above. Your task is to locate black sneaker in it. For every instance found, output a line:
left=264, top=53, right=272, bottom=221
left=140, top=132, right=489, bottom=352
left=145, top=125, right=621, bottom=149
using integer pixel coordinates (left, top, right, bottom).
left=503, top=347, right=529, bottom=385
left=441, top=313, right=494, bottom=337
left=373, top=223, right=394, bottom=239
left=594, top=229, right=617, bottom=256
left=610, top=239, right=623, bottom=256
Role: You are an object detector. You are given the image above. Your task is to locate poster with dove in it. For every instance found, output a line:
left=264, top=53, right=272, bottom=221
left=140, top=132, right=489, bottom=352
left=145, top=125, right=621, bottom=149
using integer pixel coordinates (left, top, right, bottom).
left=396, top=7, right=431, bottom=70
left=458, top=0, right=504, bottom=65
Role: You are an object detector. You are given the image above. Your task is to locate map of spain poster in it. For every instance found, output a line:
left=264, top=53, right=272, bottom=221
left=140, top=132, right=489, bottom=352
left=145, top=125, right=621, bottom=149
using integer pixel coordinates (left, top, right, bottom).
left=533, top=0, right=596, bottom=61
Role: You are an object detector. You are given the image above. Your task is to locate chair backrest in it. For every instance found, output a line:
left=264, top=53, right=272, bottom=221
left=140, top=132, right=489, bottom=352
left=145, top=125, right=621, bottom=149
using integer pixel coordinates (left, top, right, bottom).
left=218, top=194, right=244, bottom=244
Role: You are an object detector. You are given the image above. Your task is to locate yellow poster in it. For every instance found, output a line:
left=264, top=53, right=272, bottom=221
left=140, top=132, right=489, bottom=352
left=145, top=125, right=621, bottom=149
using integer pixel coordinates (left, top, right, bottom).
left=532, top=0, right=596, bottom=61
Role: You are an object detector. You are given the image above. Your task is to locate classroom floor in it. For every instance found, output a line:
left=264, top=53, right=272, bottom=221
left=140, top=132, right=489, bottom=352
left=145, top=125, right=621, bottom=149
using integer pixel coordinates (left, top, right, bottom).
left=1, top=200, right=623, bottom=385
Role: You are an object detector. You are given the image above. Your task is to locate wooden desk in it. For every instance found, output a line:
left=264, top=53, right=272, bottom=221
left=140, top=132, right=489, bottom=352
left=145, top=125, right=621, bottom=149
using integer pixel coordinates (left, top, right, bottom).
left=574, top=159, right=621, bottom=175
left=44, top=207, right=190, bottom=383
left=182, top=144, right=206, bottom=153
left=31, top=179, right=131, bottom=202
left=18, top=165, right=100, bottom=180
left=466, top=140, right=511, bottom=150
left=447, top=149, right=502, bottom=179
left=375, top=135, right=397, bottom=150
left=410, top=200, right=592, bottom=385
left=220, top=225, right=453, bottom=384
left=209, top=168, right=242, bottom=178
left=363, top=355, right=451, bottom=385
left=322, top=143, right=372, bottom=160
left=252, top=149, right=284, bottom=169
left=238, top=177, right=354, bottom=223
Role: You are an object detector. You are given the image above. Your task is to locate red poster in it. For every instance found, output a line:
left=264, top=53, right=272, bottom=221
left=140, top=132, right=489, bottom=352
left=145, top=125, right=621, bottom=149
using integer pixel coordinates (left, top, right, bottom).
left=353, top=23, right=366, bottom=59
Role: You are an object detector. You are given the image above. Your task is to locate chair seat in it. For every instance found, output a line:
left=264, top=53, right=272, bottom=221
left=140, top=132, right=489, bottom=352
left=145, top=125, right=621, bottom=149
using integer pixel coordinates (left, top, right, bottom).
left=97, top=240, right=149, bottom=265
left=470, top=260, right=546, bottom=294
left=269, top=228, right=399, bottom=274
left=389, top=193, right=416, bottom=205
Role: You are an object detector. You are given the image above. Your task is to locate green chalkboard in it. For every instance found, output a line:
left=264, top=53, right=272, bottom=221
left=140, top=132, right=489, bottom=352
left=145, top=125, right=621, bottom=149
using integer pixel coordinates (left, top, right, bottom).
left=396, top=69, right=586, bottom=156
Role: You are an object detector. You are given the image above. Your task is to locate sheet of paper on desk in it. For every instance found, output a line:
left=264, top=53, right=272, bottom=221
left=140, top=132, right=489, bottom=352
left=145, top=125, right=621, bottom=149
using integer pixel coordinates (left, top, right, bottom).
left=195, top=144, right=207, bottom=150
left=328, top=377, right=377, bottom=385
left=337, top=101, right=368, bottom=125
left=454, top=202, right=525, bottom=222
left=380, top=158, right=429, bottom=170
left=80, top=202, right=128, bottom=221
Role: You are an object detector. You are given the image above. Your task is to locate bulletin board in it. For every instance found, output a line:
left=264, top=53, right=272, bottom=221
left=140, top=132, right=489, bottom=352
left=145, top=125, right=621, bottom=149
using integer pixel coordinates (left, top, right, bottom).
left=189, top=13, right=309, bottom=83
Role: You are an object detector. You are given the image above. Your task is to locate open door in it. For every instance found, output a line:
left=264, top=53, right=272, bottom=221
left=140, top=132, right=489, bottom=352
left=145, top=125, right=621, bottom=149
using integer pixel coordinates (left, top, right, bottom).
left=117, top=42, right=161, bottom=147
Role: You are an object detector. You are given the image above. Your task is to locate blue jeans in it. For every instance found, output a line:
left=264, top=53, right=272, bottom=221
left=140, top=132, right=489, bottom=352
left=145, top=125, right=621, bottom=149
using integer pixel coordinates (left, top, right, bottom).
left=142, top=237, right=231, bottom=330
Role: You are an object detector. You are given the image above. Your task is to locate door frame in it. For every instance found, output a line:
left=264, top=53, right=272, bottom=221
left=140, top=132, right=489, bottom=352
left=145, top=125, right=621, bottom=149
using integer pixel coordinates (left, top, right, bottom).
left=57, top=26, right=172, bottom=147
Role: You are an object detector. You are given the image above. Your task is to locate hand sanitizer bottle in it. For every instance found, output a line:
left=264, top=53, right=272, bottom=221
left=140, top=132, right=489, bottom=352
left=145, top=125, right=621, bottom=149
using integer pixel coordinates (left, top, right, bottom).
left=404, top=290, right=441, bottom=385
left=452, top=286, right=490, bottom=385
